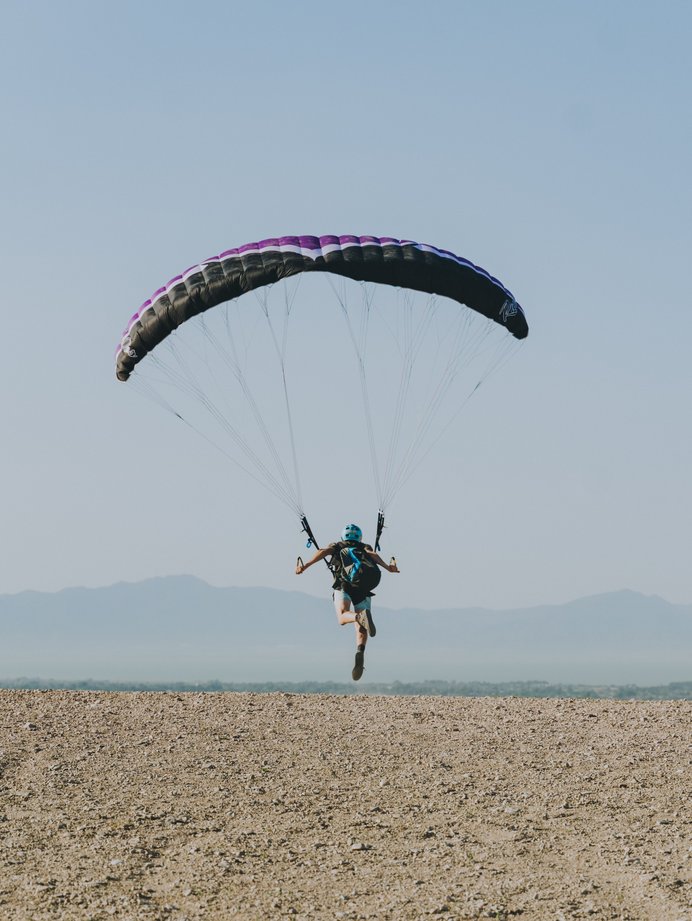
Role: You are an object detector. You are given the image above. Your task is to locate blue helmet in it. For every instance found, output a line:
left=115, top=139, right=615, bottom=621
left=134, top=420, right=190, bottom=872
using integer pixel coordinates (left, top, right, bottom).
left=342, top=523, right=362, bottom=542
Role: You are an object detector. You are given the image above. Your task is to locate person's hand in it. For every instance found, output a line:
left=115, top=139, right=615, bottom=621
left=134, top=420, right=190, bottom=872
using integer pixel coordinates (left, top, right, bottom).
left=295, top=557, right=305, bottom=575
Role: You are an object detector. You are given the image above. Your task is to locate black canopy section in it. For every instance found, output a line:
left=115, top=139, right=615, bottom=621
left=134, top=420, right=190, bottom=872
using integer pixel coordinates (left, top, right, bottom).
left=116, top=235, right=527, bottom=382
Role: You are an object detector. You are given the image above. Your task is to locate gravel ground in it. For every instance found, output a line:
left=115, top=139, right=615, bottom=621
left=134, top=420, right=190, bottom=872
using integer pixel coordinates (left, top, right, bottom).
left=0, top=691, right=689, bottom=920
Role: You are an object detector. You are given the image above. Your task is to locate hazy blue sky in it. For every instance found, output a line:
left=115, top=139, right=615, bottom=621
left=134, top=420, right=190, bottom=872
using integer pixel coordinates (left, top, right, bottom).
left=2, top=1, right=690, bottom=611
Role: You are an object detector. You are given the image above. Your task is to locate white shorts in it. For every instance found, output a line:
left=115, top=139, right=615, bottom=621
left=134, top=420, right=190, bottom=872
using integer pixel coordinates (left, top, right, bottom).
left=333, top=590, right=370, bottom=613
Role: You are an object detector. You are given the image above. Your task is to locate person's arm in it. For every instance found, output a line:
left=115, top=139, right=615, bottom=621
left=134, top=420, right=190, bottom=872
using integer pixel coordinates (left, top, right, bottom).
left=364, top=549, right=399, bottom=573
left=295, top=546, right=332, bottom=574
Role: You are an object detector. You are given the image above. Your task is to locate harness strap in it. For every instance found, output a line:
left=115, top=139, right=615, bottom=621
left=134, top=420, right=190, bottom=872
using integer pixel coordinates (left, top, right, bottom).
left=374, top=510, right=385, bottom=552
left=346, top=547, right=363, bottom=580
left=300, top=515, right=337, bottom=573
left=300, top=515, right=320, bottom=550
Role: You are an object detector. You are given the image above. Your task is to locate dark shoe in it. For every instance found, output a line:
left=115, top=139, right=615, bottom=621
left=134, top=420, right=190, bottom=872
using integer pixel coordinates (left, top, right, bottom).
left=352, top=650, right=365, bottom=681
left=355, top=609, right=376, bottom=637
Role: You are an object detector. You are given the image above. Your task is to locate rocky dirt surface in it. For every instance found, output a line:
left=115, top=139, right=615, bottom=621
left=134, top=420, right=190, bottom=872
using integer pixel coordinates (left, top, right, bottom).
left=0, top=691, right=689, bottom=920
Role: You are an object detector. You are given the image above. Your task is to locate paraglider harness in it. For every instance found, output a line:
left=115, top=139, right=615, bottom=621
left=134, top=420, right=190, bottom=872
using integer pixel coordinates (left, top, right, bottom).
left=298, top=512, right=386, bottom=603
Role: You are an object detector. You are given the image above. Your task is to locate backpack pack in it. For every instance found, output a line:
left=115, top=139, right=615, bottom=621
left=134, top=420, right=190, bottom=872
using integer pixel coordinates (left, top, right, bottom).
left=335, top=541, right=381, bottom=595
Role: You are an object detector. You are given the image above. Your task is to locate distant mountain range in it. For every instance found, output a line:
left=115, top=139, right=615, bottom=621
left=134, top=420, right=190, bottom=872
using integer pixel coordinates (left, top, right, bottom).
left=1, top=577, right=690, bottom=685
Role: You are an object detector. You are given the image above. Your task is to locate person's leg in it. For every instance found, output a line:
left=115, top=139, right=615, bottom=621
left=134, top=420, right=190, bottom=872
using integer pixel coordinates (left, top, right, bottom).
left=351, top=599, right=370, bottom=646
left=333, top=590, right=363, bottom=633
left=335, top=592, right=368, bottom=680
left=353, top=597, right=376, bottom=638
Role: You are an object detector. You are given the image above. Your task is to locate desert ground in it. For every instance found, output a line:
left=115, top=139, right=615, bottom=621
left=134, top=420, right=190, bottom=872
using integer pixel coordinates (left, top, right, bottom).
left=0, top=691, right=689, bottom=920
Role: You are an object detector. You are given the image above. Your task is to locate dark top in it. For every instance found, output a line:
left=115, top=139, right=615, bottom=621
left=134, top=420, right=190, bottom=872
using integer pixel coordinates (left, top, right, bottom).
left=327, top=540, right=376, bottom=605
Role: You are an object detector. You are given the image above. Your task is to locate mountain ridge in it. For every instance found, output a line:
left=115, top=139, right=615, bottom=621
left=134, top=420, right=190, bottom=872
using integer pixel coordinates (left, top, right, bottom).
left=2, top=577, right=687, bottom=613
left=1, top=577, right=689, bottom=685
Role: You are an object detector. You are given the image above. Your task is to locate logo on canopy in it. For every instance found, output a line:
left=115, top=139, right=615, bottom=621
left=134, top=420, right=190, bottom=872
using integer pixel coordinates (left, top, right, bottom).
left=121, top=335, right=138, bottom=359
left=499, top=298, right=519, bottom=322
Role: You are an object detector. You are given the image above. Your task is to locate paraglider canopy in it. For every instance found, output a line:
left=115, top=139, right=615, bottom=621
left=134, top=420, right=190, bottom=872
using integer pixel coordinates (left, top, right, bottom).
left=116, top=235, right=527, bottom=382
left=116, top=234, right=528, bottom=542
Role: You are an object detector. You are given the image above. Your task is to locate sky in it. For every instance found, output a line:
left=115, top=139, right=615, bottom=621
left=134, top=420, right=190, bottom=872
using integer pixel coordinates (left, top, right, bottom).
left=1, top=0, right=691, bottom=612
